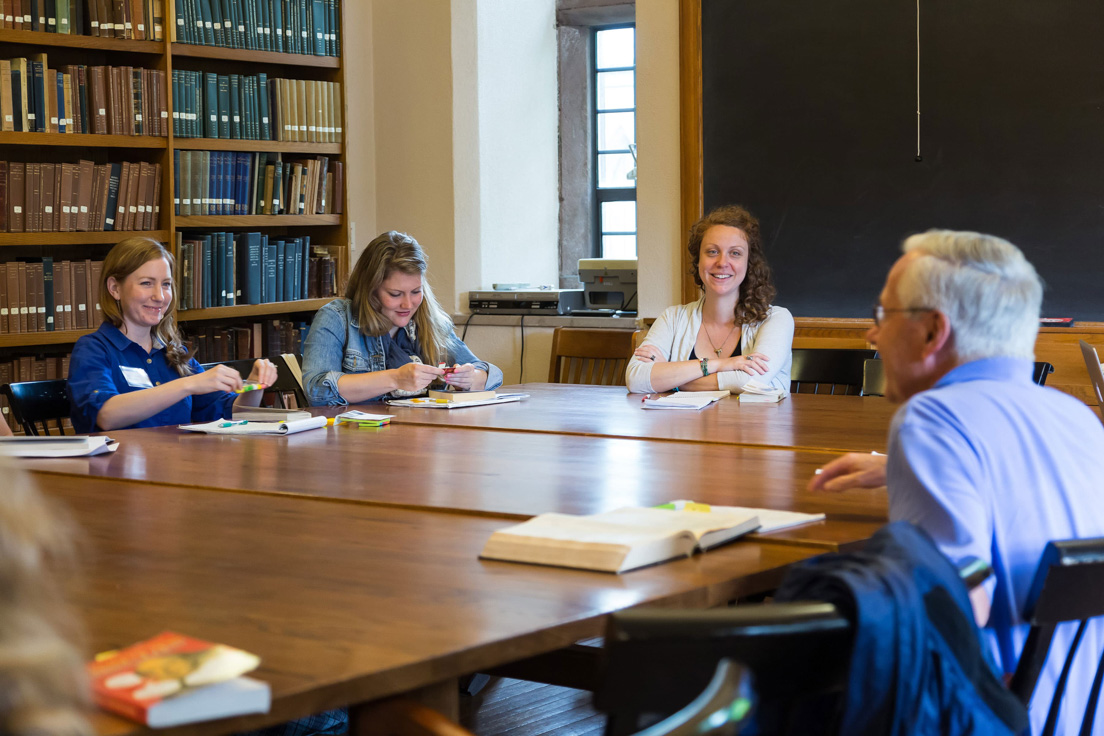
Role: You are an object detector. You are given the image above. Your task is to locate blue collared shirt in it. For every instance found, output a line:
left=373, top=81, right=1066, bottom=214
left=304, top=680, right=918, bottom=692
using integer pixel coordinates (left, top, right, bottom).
left=68, top=322, right=235, bottom=433
left=886, top=356, right=1104, bottom=736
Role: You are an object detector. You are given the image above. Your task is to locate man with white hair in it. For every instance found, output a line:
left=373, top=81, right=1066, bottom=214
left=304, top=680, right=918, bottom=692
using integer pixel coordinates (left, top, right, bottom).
left=810, top=230, right=1104, bottom=734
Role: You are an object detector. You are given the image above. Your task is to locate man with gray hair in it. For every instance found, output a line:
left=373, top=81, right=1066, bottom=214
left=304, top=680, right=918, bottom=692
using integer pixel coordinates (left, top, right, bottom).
left=810, top=230, right=1104, bottom=734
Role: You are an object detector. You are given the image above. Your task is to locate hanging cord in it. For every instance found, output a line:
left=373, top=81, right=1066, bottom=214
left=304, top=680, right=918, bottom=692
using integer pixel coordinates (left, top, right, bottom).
left=915, top=0, right=922, bottom=162
left=518, top=315, right=526, bottom=384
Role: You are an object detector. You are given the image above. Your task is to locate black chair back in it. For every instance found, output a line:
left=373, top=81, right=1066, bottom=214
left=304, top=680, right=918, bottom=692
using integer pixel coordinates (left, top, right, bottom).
left=790, top=348, right=877, bottom=395
left=633, top=658, right=754, bottom=736
left=1033, top=361, right=1055, bottom=387
left=200, top=355, right=308, bottom=408
left=1009, top=537, right=1104, bottom=736
left=597, top=603, right=851, bottom=736
left=1, top=380, right=72, bottom=436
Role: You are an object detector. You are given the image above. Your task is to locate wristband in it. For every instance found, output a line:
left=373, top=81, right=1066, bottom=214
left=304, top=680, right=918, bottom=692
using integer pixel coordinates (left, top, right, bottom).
left=700, top=358, right=709, bottom=377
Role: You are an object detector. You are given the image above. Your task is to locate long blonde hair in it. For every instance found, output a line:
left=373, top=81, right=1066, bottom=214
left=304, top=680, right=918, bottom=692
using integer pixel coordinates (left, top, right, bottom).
left=0, top=460, right=92, bottom=736
left=100, top=237, right=193, bottom=376
left=345, top=231, right=455, bottom=366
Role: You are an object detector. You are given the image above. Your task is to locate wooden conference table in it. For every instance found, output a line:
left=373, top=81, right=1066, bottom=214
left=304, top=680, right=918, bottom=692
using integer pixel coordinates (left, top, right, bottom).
left=20, top=386, right=895, bottom=734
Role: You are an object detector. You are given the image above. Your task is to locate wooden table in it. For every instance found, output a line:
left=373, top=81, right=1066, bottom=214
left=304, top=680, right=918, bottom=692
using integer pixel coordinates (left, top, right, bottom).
left=23, top=424, right=887, bottom=549
left=340, top=383, right=896, bottom=453
left=38, top=474, right=819, bottom=736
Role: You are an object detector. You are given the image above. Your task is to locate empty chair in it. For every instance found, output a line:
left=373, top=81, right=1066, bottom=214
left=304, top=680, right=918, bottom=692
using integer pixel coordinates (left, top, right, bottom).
left=1, top=380, right=72, bottom=436
left=548, top=327, right=641, bottom=386
left=789, top=348, right=877, bottom=395
left=1009, top=537, right=1104, bottom=736
left=1033, top=361, right=1055, bottom=387
left=200, top=354, right=309, bottom=408
left=861, top=358, right=885, bottom=397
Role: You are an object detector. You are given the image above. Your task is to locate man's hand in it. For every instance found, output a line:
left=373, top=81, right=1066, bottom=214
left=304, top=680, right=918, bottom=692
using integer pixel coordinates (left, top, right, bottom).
left=807, top=452, right=888, bottom=493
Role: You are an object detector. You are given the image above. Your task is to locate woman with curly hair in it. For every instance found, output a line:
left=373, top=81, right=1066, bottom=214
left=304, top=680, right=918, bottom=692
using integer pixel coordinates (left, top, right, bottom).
left=626, top=205, right=793, bottom=394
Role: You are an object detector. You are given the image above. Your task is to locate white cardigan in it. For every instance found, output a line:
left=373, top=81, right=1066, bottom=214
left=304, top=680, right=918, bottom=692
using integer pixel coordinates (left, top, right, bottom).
left=625, top=298, right=794, bottom=395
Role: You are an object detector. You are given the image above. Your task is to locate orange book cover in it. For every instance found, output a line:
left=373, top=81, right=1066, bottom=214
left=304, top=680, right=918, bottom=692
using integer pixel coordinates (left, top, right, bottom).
left=87, top=631, right=270, bottom=728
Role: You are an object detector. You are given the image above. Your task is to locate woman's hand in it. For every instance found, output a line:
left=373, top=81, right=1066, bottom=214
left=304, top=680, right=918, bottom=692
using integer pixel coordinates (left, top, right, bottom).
left=722, top=352, right=769, bottom=376
left=247, top=359, right=279, bottom=387
left=393, top=362, right=444, bottom=393
left=634, top=346, right=667, bottom=363
left=441, top=363, right=488, bottom=391
left=186, top=364, right=245, bottom=394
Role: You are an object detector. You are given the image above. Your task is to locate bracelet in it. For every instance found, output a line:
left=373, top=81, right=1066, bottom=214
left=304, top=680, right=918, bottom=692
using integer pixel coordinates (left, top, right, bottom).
left=700, top=358, right=709, bottom=377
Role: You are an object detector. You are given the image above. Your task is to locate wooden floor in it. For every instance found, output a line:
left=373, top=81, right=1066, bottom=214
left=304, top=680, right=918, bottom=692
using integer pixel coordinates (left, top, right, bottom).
left=460, top=677, right=605, bottom=736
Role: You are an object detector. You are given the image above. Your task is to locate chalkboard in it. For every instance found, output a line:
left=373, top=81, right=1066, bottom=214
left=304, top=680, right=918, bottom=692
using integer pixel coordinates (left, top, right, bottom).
left=701, top=0, right=1104, bottom=319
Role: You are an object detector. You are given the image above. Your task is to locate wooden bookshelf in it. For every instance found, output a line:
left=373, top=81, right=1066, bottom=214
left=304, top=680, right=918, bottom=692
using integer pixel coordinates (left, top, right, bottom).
left=0, top=2, right=349, bottom=372
left=0, top=132, right=168, bottom=148
left=173, top=139, right=341, bottom=154
left=178, top=299, right=333, bottom=322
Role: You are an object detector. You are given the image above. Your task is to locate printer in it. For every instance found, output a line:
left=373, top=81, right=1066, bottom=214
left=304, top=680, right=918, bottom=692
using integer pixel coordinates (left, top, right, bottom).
left=578, top=258, right=637, bottom=313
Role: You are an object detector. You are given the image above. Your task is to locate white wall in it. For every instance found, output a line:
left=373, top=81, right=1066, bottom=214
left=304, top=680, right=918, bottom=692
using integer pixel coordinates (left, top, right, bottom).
left=635, top=0, right=683, bottom=318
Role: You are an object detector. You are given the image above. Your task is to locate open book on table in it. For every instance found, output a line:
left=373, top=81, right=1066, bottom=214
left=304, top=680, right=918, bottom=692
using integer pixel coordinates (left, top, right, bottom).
left=479, top=506, right=761, bottom=573
left=179, top=416, right=328, bottom=435
left=388, top=393, right=528, bottom=409
left=663, top=500, right=825, bottom=534
left=641, top=390, right=729, bottom=410
left=0, top=435, right=118, bottom=457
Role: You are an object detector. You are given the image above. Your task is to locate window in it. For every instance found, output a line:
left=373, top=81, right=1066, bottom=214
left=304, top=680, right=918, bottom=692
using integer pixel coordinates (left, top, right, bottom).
left=593, top=25, right=636, bottom=259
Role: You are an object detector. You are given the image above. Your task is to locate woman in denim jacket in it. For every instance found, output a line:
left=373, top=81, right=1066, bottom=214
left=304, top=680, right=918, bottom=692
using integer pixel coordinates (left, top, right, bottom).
left=302, top=231, right=504, bottom=405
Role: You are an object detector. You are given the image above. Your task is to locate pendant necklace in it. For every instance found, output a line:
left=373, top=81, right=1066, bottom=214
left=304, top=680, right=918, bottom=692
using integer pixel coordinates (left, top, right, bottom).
left=704, top=322, right=738, bottom=357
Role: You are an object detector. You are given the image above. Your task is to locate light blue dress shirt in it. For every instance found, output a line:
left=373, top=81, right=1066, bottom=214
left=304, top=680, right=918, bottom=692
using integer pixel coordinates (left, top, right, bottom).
left=887, top=357, right=1104, bottom=735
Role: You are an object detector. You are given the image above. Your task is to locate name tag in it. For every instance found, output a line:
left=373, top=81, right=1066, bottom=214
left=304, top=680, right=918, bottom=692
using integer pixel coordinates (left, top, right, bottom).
left=121, top=365, right=154, bottom=389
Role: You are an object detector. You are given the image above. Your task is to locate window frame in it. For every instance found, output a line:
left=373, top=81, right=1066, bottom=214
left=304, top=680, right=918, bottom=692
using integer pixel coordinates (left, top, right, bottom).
left=591, top=23, right=637, bottom=259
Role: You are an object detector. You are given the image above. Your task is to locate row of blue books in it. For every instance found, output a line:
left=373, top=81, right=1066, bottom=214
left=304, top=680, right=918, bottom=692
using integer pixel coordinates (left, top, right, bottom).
left=173, top=150, right=333, bottom=217
left=172, top=0, right=340, bottom=57
left=177, top=231, right=339, bottom=310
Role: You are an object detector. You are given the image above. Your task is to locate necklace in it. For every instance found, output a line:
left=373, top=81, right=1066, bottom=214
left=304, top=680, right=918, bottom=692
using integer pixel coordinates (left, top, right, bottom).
left=704, top=322, right=738, bottom=357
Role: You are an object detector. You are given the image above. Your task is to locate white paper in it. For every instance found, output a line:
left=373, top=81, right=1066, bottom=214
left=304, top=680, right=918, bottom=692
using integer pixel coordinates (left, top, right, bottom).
left=0, top=436, right=118, bottom=458
left=179, top=416, right=327, bottom=435
left=642, top=391, right=728, bottom=410
left=387, top=393, right=528, bottom=410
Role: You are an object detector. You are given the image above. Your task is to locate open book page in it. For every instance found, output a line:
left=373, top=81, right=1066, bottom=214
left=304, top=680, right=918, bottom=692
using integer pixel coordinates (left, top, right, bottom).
left=480, top=507, right=760, bottom=573
left=179, top=416, right=327, bottom=435
left=387, top=394, right=528, bottom=409
left=642, top=391, right=728, bottom=410
left=666, top=500, right=824, bottom=533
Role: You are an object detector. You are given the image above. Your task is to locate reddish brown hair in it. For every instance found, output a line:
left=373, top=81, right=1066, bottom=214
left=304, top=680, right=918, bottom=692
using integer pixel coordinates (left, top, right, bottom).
left=687, top=205, right=776, bottom=324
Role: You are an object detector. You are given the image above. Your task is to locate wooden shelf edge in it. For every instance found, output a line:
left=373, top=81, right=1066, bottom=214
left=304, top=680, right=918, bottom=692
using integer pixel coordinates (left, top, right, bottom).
left=178, top=299, right=333, bottom=321
left=0, top=230, right=169, bottom=246
left=173, top=139, right=341, bottom=154
left=0, top=28, right=164, bottom=53
left=171, top=43, right=339, bottom=68
left=0, top=328, right=95, bottom=348
left=174, top=215, right=340, bottom=227
left=0, top=131, right=167, bottom=147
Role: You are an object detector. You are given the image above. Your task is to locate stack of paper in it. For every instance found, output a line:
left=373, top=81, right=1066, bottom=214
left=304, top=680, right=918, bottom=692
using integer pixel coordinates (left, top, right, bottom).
left=335, top=410, right=393, bottom=427
left=0, top=436, right=118, bottom=458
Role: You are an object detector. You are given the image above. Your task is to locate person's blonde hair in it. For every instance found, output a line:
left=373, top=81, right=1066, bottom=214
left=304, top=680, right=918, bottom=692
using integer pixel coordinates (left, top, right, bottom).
left=345, top=231, right=455, bottom=366
left=0, top=460, right=92, bottom=736
left=100, top=237, right=193, bottom=376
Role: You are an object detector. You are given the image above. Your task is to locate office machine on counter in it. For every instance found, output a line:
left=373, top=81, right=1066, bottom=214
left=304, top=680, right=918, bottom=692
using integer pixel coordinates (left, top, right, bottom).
left=468, top=289, right=584, bottom=315
left=577, top=258, right=637, bottom=314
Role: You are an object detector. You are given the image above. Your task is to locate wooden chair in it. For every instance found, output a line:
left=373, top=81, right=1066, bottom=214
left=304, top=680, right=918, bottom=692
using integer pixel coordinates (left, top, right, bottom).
left=1009, top=537, right=1104, bottom=736
left=548, top=328, right=641, bottom=386
left=354, top=658, right=754, bottom=736
left=200, top=354, right=309, bottom=408
left=1033, top=361, right=1055, bottom=387
left=1, top=380, right=73, bottom=436
left=790, top=348, right=877, bottom=395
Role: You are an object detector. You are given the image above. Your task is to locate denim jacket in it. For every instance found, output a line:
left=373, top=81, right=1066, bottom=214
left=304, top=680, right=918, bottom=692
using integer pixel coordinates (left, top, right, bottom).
left=302, top=298, right=504, bottom=405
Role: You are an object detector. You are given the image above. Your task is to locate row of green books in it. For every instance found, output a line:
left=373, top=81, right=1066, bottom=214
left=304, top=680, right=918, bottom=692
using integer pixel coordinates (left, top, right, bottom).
left=172, top=0, right=340, bottom=56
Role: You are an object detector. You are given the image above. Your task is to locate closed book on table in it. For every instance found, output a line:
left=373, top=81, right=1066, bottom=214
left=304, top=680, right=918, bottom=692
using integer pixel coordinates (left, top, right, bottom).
left=87, top=631, right=270, bottom=728
left=480, top=507, right=762, bottom=574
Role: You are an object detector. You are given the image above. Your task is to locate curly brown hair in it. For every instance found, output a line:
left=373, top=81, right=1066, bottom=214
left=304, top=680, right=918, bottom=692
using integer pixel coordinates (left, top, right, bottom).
left=687, top=205, right=776, bottom=325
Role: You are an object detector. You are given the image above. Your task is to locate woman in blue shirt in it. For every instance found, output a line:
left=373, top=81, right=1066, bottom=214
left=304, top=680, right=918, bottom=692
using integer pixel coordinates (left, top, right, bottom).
left=68, top=238, right=278, bottom=433
left=302, top=230, right=503, bottom=405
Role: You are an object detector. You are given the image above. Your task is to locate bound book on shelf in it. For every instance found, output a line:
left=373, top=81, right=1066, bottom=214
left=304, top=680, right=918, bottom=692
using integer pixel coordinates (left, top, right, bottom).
left=426, top=388, right=496, bottom=403
left=479, top=506, right=761, bottom=573
left=87, top=631, right=270, bottom=728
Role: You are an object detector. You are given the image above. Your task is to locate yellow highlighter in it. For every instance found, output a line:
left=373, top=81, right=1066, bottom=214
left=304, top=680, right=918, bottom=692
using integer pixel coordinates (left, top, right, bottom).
left=234, top=381, right=267, bottom=394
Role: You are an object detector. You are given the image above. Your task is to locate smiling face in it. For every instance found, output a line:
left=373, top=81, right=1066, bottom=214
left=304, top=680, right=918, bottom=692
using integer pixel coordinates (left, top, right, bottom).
left=106, top=257, right=173, bottom=338
left=697, top=225, right=749, bottom=301
left=376, top=270, right=424, bottom=330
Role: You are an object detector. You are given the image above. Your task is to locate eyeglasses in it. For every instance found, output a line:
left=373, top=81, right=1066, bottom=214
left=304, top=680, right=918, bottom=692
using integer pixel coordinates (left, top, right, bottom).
left=872, top=304, right=935, bottom=327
